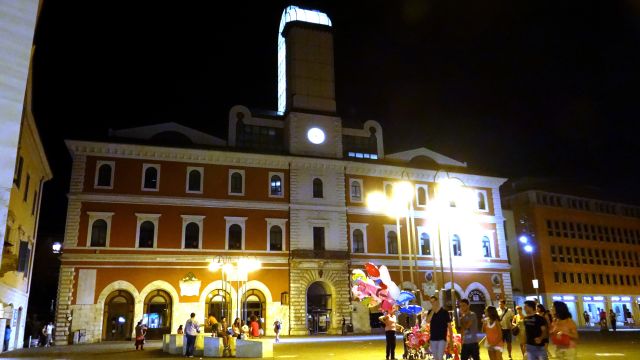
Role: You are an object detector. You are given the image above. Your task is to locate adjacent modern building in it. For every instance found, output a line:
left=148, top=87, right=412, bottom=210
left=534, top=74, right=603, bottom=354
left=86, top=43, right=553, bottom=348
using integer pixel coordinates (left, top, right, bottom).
left=503, top=178, right=640, bottom=327
left=55, top=6, right=510, bottom=344
left=1, top=55, right=52, bottom=351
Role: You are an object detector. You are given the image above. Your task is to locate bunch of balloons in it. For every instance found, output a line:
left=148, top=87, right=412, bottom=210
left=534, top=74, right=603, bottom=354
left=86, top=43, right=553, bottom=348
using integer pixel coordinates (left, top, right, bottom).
left=405, top=324, right=430, bottom=350
left=351, top=262, right=423, bottom=315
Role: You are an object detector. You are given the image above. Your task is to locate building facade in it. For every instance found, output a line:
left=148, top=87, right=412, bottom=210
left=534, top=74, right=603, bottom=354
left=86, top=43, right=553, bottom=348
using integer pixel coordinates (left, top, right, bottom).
left=1, top=58, right=52, bottom=351
left=55, top=6, right=510, bottom=344
left=503, top=180, right=640, bottom=327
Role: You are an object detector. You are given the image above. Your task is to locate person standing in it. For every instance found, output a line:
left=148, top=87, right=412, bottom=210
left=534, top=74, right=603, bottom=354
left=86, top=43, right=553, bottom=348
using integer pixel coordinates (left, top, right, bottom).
left=184, top=312, right=200, bottom=358
left=598, top=309, right=607, bottom=331
left=379, top=306, right=403, bottom=360
left=524, top=300, right=549, bottom=360
left=177, top=325, right=184, bottom=334
left=609, top=310, right=617, bottom=331
left=134, top=320, right=146, bottom=350
left=273, top=320, right=282, bottom=343
left=550, top=301, right=578, bottom=360
left=536, top=304, right=553, bottom=358
left=459, top=299, right=480, bottom=360
left=428, top=296, right=452, bottom=360
left=512, top=306, right=527, bottom=357
left=497, top=299, right=515, bottom=360
left=582, top=311, right=590, bottom=327
left=483, top=306, right=504, bottom=360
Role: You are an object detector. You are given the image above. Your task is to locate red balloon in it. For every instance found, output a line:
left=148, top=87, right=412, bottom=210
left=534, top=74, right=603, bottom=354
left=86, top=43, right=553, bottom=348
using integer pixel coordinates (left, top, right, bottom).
left=364, top=263, right=380, bottom=277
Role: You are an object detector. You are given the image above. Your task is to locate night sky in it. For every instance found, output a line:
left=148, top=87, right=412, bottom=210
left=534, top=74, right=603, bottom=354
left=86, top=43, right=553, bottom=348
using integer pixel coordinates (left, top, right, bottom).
left=31, top=0, right=640, bottom=236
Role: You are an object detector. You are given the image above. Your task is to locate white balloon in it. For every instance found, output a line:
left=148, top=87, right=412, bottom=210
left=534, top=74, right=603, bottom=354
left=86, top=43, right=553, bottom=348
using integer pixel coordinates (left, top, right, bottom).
left=379, top=266, right=401, bottom=300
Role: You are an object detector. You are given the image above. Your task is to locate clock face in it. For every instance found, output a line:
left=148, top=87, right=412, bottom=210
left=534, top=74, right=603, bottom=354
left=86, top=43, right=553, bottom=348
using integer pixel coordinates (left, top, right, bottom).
left=307, top=127, right=325, bottom=144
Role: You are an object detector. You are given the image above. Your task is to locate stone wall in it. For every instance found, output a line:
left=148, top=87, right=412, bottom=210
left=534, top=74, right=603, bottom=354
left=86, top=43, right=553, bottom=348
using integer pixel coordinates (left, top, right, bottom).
left=54, top=266, right=75, bottom=345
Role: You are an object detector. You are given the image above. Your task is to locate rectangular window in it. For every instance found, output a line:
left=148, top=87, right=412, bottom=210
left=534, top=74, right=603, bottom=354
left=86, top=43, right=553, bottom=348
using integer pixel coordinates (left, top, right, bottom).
left=569, top=273, right=575, bottom=283
left=551, top=245, right=557, bottom=262
left=547, top=220, right=553, bottom=236
left=313, top=227, right=325, bottom=251
left=554, top=221, right=561, bottom=237
left=31, top=191, right=38, bottom=215
left=562, top=272, right=567, bottom=283
left=554, top=272, right=559, bottom=283
left=17, top=241, right=30, bottom=273
left=13, top=156, right=24, bottom=188
left=599, top=274, right=604, bottom=284
left=592, top=273, right=597, bottom=284
left=585, top=273, right=590, bottom=284
left=23, top=173, right=30, bottom=202
left=580, top=248, right=587, bottom=264
left=606, top=274, right=611, bottom=285
left=595, top=249, right=601, bottom=265
left=558, top=246, right=565, bottom=262
left=566, top=247, right=573, bottom=263
left=612, top=275, right=617, bottom=285
left=588, top=249, right=594, bottom=264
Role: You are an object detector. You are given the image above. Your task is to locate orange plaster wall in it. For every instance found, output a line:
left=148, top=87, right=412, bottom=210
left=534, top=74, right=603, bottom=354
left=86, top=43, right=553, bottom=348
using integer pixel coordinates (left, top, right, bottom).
left=84, top=156, right=289, bottom=202
left=85, top=266, right=290, bottom=304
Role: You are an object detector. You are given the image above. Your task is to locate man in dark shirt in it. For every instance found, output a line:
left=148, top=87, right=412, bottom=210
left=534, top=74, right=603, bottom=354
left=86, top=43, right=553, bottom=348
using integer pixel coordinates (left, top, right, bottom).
left=459, top=298, right=479, bottom=360
left=428, top=295, right=452, bottom=360
left=523, top=300, right=548, bottom=360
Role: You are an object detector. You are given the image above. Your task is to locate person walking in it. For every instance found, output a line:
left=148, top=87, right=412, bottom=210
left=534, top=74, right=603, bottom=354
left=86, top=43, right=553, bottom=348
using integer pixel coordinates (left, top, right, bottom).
left=536, top=304, right=553, bottom=358
left=550, top=301, right=578, bottom=360
left=379, top=305, right=403, bottom=360
left=273, top=320, right=282, bottom=343
left=134, top=320, right=146, bottom=350
left=483, top=306, right=503, bottom=360
left=512, top=306, right=527, bottom=357
left=497, top=299, right=515, bottom=360
left=524, top=300, right=549, bottom=360
left=250, top=315, right=260, bottom=338
left=184, top=312, right=200, bottom=358
left=582, top=311, right=590, bottom=327
left=459, top=298, right=480, bottom=360
left=428, top=296, right=452, bottom=360
left=609, top=310, right=617, bottom=331
left=598, top=309, right=607, bottom=331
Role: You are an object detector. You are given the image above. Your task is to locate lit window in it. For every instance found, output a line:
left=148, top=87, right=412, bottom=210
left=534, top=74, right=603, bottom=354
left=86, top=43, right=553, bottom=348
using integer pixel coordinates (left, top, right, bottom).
left=452, top=234, right=462, bottom=256
left=420, top=233, right=431, bottom=255
left=271, top=175, right=282, bottom=196
left=482, top=236, right=491, bottom=257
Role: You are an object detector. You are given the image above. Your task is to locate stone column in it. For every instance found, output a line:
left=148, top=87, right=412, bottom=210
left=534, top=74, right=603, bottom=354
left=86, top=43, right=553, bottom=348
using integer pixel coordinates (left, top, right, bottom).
left=54, top=266, right=75, bottom=345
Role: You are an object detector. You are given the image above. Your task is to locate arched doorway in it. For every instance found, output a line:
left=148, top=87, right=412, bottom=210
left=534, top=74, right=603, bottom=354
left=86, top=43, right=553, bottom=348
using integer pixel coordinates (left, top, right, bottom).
left=443, top=289, right=462, bottom=311
left=204, top=289, right=232, bottom=331
left=243, top=289, right=266, bottom=332
left=307, top=282, right=332, bottom=334
left=103, top=290, right=134, bottom=341
left=467, top=289, right=487, bottom=328
left=143, top=290, right=172, bottom=339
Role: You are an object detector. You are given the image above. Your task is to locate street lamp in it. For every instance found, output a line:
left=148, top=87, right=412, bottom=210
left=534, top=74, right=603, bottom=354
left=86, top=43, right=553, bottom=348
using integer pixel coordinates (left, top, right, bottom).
left=238, top=257, right=262, bottom=321
left=208, top=256, right=232, bottom=320
left=519, top=235, right=541, bottom=303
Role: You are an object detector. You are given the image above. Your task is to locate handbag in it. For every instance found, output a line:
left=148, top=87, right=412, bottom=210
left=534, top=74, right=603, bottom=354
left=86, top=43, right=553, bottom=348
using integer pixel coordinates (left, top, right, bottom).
left=551, top=333, right=571, bottom=347
left=511, top=326, right=520, bottom=337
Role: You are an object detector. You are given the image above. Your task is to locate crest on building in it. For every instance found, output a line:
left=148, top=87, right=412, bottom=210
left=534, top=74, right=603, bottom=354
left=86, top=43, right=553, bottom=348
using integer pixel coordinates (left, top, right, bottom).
left=179, top=272, right=201, bottom=297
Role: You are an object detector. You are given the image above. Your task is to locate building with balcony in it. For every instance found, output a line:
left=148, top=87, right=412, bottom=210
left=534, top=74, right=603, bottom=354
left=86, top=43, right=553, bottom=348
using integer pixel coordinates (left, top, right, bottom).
left=55, top=6, right=509, bottom=344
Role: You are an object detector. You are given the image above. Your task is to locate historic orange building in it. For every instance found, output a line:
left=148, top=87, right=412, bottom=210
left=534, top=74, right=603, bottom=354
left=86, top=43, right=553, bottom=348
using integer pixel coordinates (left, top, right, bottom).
left=503, top=179, right=640, bottom=327
left=55, top=6, right=510, bottom=344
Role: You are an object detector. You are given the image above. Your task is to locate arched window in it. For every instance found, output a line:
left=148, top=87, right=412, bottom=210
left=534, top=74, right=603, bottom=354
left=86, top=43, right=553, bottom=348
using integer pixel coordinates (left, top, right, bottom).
left=385, top=184, right=393, bottom=198
left=143, top=290, right=172, bottom=338
left=482, top=236, right=491, bottom=257
left=143, top=166, right=158, bottom=189
left=451, top=234, right=462, bottom=256
left=188, top=169, right=202, bottom=192
left=230, top=172, right=243, bottom=194
left=139, top=221, right=155, bottom=248
left=184, top=222, right=200, bottom=249
left=478, top=192, right=487, bottom=210
left=313, top=178, right=323, bottom=198
left=270, top=175, right=282, bottom=196
left=228, top=224, right=242, bottom=250
left=97, top=164, right=112, bottom=187
left=353, top=229, right=365, bottom=253
left=90, top=219, right=107, bottom=247
left=350, top=181, right=362, bottom=202
left=387, top=231, right=398, bottom=254
left=420, top=232, right=431, bottom=255
left=270, top=225, right=283, bottom=251
left=417, top=187, right=427, bottom=206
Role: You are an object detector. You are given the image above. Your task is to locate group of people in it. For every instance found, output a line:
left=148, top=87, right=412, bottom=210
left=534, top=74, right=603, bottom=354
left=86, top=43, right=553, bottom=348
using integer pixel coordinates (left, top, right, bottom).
left=379, top=297, right=579, bottom=360
left=584, top=308, right=623, bottom=331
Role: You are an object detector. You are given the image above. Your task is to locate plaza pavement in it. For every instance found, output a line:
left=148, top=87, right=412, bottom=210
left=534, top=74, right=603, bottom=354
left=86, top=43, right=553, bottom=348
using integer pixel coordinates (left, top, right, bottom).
left=2, top=331, right=639, bottom=359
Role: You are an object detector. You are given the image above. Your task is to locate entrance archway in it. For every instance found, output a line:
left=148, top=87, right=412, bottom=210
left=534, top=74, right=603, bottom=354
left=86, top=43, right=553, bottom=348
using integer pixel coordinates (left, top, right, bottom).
left=205, top=289, right=232, bottom=331
left=103, top=290, right=134, bottom=341
left=307, top=282, right=332, bottom=334
left=243, top=289, right=266, bottom=331
left=143, top=290, right=172, bottom=339
left=443, top=290, right=462, bottom=311
left=467, top=289, right=487, bottom=328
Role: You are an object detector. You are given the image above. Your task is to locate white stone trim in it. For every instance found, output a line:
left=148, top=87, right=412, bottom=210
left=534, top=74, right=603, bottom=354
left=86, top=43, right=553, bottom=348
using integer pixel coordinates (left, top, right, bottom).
left=476, top=189, right=489, bottom=212
left=268, top=171, right=285, bottom=198
left=181, top=215, right=205, bottom=249
left=349, top=223, right=368, bottom=254
left=141, top=163, right=160, bottom=191
left=94, top=160, right=115, bottom=189
left=86, top=211, right=114, bottom=247
left=68, top=193, right=290, bottom=211
left=384, top=224, right=401, bottom=254
left=464, top=282, right=492, bottom=303
left=225, top=216, right=247, bottom=250
left=138, top=280, right=181, bottom=334
left=228, top=169, right=245, bottom=196
left=135, top=213, right=161, bottom=248
left=415, top=184, right=429, bottom=208
left=348, top=178, right=364, bottom=203
left=266, top=218, right=288, bottom=252
left=185, top=166, right=204, bottom=194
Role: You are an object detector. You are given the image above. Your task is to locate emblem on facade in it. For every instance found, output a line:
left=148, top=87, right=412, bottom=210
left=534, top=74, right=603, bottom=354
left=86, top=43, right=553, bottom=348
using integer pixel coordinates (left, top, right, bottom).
left=179, top=272, right=201, bottom=297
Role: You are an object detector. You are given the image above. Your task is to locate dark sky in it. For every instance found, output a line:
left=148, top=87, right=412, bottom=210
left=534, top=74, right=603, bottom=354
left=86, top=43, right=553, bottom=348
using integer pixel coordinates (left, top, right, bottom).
left=32, top=0, right=640, bottom=234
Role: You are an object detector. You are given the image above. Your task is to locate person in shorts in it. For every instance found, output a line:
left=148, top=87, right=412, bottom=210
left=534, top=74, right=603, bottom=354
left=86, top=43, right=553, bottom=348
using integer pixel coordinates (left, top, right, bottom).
left=497, top=299, right=515, bottom=359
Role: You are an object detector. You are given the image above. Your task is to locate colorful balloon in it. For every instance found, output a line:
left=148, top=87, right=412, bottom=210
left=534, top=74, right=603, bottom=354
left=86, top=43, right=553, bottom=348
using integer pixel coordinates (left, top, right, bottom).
left=364, top=262, right=380, bottom=277
left=396, top=290, right=415, bottom=304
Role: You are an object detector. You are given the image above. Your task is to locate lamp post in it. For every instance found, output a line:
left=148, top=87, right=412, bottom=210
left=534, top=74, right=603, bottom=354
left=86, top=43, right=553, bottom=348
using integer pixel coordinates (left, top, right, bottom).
left=520, top=235, right=541, bottom=303
left=209, top=256, right=233, bottom=321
